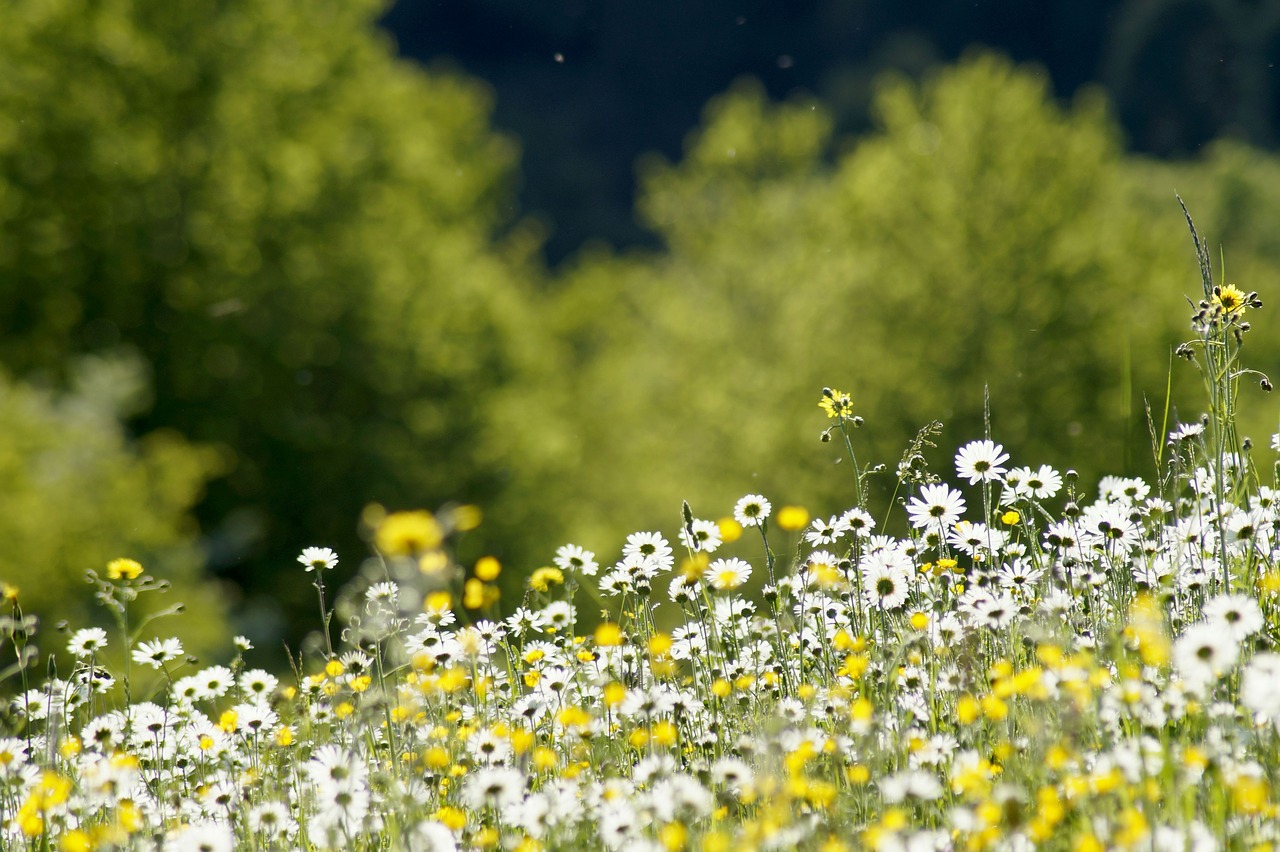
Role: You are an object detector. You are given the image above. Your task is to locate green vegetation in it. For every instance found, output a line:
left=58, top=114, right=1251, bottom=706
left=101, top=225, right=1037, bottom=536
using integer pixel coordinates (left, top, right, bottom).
left=2, top=216, right=1280, bottom=851
left=547, top=55, right=1278, bottom=553
left=4, top=0, right=1280, bottom=654
left=0, top=353, right=225, bottom=659
left=0, top=0, right=563, bottom=632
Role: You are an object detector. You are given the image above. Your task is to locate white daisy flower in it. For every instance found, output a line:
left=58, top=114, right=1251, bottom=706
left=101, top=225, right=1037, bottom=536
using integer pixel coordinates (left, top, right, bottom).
left=1170, top=422, right=1205, bottom=443
left=67, top=627, right=109, bottom=658
left=835, top=507, right=875, bottom=538
left=1202, top=593, right=1264, bottom=642
left=954, top=439, right=1009, bottom=484
left=861, top=551, right=911, bottom=610
left=165, top=820, right=234, bottom=852
left=906, top=483, right=966, bottom=532
left=1174, top=621, right=1240, bottom=693
left=247, top=802, right=297, bottom=840
left=461, top=766, right=526, bottom=811
left=705, top=557, right=752, bottom=591
left=733, top=494, right=772, bottom=527
left=239, top=669, right=279, bottom=700
left=882, top=768, right=943, bottom=802
left=193, top=665, right=235, bottom=700
left=1018, top=464, right=1063, bottom=499
left=554, top=544, right=599, bottom=576
left=1241, top=653, right=1280, bottom=723
left=679, top=520, right=722, bottom=553
left=131, top=637, right=184, bottom=669
left=298, top=546, right=339, bottom=572
left=623, top=532, right=672, bottom=563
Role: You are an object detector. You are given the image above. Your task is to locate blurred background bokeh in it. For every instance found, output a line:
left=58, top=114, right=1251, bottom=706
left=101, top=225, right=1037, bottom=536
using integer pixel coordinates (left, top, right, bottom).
left=3, top=0, right=1280, bottom=664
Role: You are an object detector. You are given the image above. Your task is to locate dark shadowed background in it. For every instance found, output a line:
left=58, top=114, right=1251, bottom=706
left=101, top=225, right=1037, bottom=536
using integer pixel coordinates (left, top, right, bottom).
left=380, top=0, right=1280, bottom=262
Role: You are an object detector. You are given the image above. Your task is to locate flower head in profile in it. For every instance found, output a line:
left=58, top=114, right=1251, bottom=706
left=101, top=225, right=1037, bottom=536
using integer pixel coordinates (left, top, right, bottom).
left=298, top=547, right=339, bottom=573
left=955, top=440, right=1009, bottom=485
left=733, top=495, right=772, bottom=528
left=106, top=558, right=143, bottom=581
left=1170, top=422, right=1206, bottom=444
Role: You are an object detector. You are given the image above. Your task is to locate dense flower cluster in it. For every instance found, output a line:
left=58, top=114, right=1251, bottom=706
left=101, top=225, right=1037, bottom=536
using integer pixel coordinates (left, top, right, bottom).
left=0, top=224, right=1275, bottom=850
left=2, top=417, right=1280, bottom=851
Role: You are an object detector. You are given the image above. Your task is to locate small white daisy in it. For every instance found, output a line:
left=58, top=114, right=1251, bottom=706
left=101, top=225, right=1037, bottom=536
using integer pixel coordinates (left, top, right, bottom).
left=1202, top=593, right=1264, bottom=642
left=131, top=637, right=184, bottom=669
left=1170, top=422, right=1205, bottom=443
left=1241, top=653, right=1280, bottom=723
left=860, top=551, right=911, bottom=610
left=679, top=520, right=723, bottom=553
left=1174, top=621, right=1240, bottom=693
left=955, top=440, right=1009, bottom=484
left=705, top=558, right=752, bottom=591
left=906, top=483, right=967, bottom=532
left=733, top=494, right=772, bottom=528
left=554, top=544, right=599, bottom=576
left=298, top=546, right=339, bottom=572
left=67, top=627, right=109, bottom=658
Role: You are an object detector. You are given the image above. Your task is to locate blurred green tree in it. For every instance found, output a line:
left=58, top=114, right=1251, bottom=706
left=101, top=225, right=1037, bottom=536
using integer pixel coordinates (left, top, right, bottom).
left=550, top=54, right=1207, bottom=547
left=0, top=0, right=564, bottom=640
left=0, top=354, right=227, bottom=665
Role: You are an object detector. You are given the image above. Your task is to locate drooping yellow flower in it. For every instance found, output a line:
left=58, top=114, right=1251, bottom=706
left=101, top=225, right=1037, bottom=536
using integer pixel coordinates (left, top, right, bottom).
left=528, top=567, right=564, bottom=592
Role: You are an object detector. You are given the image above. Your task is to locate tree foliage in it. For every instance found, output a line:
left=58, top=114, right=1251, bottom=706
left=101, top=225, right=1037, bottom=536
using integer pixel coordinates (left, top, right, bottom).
left=0, top=0, right=562, bottom=636
left=0, top=355, right=226, bottom=659
left=550, top=55, right=1208, bottom=546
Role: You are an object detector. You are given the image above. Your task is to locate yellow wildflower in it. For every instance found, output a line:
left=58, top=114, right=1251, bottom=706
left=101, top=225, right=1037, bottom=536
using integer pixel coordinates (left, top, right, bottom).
left=106, top=558, right=143, bottom=581
left=376, top=510, right=443, bottom=556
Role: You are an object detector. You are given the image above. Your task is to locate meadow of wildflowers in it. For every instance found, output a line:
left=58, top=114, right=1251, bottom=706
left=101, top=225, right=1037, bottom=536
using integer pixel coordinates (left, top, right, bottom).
left=4, top=216, right=1280, bottom=851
